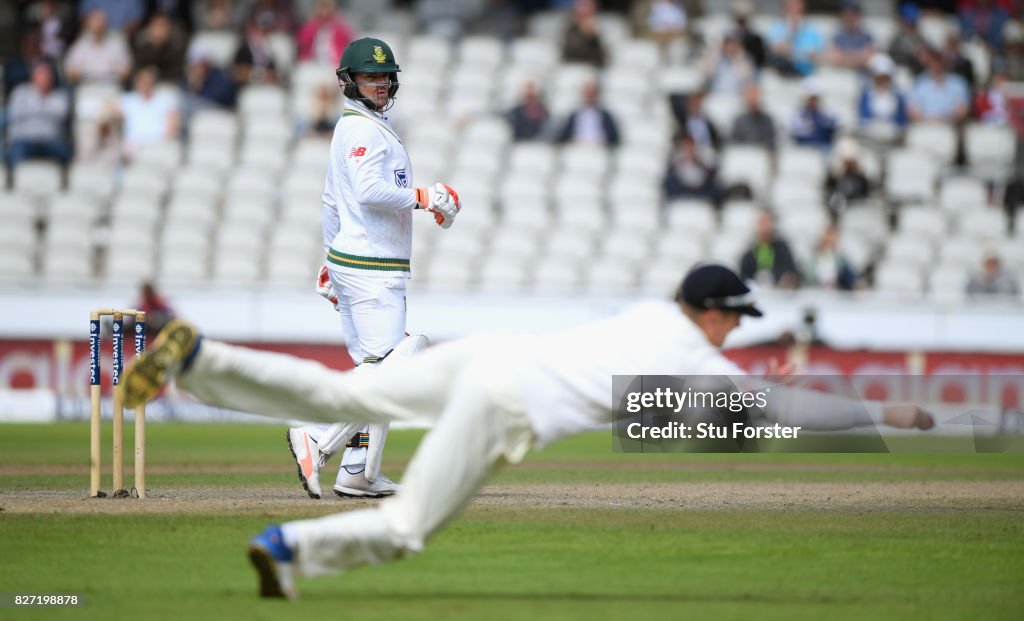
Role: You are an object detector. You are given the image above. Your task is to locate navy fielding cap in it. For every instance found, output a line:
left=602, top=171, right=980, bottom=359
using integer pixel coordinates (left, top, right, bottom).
left=676, top=263, right=763, bottom=317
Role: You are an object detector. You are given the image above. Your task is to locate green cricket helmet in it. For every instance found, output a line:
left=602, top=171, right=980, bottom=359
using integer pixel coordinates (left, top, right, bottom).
left=336, top=37, right=401, bottom=111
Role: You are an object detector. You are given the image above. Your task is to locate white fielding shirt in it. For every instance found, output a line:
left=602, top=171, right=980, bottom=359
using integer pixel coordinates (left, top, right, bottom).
left=322, top=100, right=418, bottom=277
left=507, top=301, right=881, bottom=446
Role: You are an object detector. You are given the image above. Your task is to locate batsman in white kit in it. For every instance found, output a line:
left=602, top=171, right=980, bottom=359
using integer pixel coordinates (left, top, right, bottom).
left=289, top=37, right=462, bottom=499
left=122, top=264, right=934, bottom=599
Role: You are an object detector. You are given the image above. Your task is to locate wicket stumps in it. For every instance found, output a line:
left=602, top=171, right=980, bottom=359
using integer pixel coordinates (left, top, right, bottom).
left=89, top=309, right=147, bottom=499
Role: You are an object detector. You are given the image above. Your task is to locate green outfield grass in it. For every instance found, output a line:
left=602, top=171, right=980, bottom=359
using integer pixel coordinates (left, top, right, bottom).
left=1, top=423, right=1022, bottom=621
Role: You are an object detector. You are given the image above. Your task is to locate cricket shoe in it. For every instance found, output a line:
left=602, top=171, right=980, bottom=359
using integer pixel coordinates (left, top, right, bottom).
left=333, top=470, right=400, bottom=498
left=248, top=525, right=297, bottom=599
left=286, top=428, right=329, bottom=499
left=123, top=319, right=199, bottom=409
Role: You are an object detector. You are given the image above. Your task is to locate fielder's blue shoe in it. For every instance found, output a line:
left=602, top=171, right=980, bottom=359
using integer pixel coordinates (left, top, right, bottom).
left=248, top=525, right=297, bottom=599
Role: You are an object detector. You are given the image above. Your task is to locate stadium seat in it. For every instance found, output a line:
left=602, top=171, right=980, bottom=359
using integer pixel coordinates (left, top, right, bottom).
left=720, top=146, right=772, bottom=198
left=906, top=123, right=957, bottom=165
left=291, top=138, right=331, bottom=170
left=421, top=261, right=476, bottom=293
left=510, top=37, right=560, bottom=74
left=67, top=164, right=117, bottom=202
left=501, top=198, right=552, bottom=233
left=41, top=245, right=95, bottom=282
left=164, top=196, right=219, bottom=230
left=477, top=258, right=530, bottom=294
left=939, top=176, right=988, bottom=213
left=707, top=234, right=748, bottom=268
left=47, top=194, right=100, bottom=224
left=188, top=109, right=238, bottom=144
left=937, top=237, right=983, bottom=271
left=772, top=176, right=824, bottom=208
left=898, top=206, right=947, bottom=239
left=884, top=234, right=935, bottom=272
left=489, top=229, right=542, bottom=262
left=210, top=253, right=254, bottom=285
left=171, top=168, right=222, bottom=200
left=456, top=36, right=506, bottom=70
left=188, top=142, right=236, bottom=172
left=462, top=116, right=513, bottom=149
left=526, top=10, right=569, bottom=41
left=608, top=39, right=660, bottom=72
left=657, top=66, right=704, bottom=96
left=928, top=265, right=969, bottom=304
left=13, top=162, right=62, bottom=198
left=267, top=32, right=296, bottom=72
left=885, top=149, right=937, bottom=203
left=544, top=229, right=595, bottom=264
left=581, top=258, right=637, bottom=295
left=559, top=145, right=611, bottom=179
left=187, top=31, right=239, bottom=67
left=665, top=200, right=716, bottom=235
left=778, top=206, right=829, bottom=241
left=777, top=147, right=827, bottom=184
left=964, top=123, right=1016, bottom=178
left=959, top=209, right=1008, bottom=241
left=600, top=229, right=650, bottom=263
left=704, top=92, right=745, bottom=136
left=104, top=244, right=156, bottom=282
left=409, top=35, right=453, bottom=69
left=133, top=142, right=183, bottom=173
left=508, top=143, right=557, bottom=178
left=874, top=262, right=925, bottom=297
left=720, top=201, right=760, bottom=237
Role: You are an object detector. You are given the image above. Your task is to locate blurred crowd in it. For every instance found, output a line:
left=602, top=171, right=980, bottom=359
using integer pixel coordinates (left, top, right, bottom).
left=1, top=0, right=1022, bottom=299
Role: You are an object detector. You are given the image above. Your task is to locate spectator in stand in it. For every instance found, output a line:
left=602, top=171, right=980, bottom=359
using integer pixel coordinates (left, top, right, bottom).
left=663, top=133, right=720, bottom=204
left=669, top=90, right=721, bottom=160
left=790, top=78, right=838, bottom=151
left=133, top=13, right=186, bottom=82
left=182, top=46, right=237, bottom=118
left=4, top=62, right=71, bottom=168
left=739, top=210, right=800, bottom=289
left=135, top=281, right=176, bottom=338
left=234, top=10, right=279, bottom=86
left=730, top=83, right=777, bottom=152
left=958, top=0, right=1011, bottom=51
left=101, top=65, right=179, bottom=162
left=888, top=3, right=928, bottom=74
left=999, top=21, right=1024, bottom=81
left=766, top=0, right=824, bottom=77
left=731, top=0, right=766, bottom=70
left=828, top=1, right=875, bottom=72
left=562, top=0, right=606, bottom=67
left=196, top=0, right=240, bottom=31
left=36, top=0, right=75, bottom=63
left=803, top=224, right=857, bottom=290
left=555, top=81, right=620, bottom=147
left=638, top=0, right=687, bottom=47
left=296, top=0, right=355, bottom=64
left=4, top=32, right=61, bottom=99
left=148, top=0, right=195, bottom=35
left=826, top=136, right=870, bottom=212
left=79, top=0, right=145, bottom=35
left=858, top=53, right=909, bottom=142
left=506, top=81, right=550, bottom=141
left=909, top=50, right=970, bottom=123
left=699, top=31, right=755, bottom=97
left=65, top=9, right=132, bottom=84
left=244, top=0, right=295, bottom=33
left=304, top=83, right=341, bottom=137
left=974, top=68, right=1009, bottom=124
left=941, top=31, right=976, bottom=90
left=966, top=252, right=1020, bottom=297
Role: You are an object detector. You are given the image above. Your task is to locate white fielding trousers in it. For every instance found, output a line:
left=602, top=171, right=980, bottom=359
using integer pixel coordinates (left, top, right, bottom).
left=325, top=270, right=408, bottom=472
left=178, top=335, right=534, bottom=577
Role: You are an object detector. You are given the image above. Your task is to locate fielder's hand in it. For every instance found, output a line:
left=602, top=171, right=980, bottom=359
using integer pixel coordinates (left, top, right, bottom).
left=415, top=182, right=460, bottom=229
left=316, top=264, right=340, bottom=311
left=882, top=404, right=935, bottom=430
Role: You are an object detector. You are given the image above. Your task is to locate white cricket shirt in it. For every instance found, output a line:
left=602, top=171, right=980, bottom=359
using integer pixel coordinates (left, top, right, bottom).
left=322, top=100, right=418, bottom=277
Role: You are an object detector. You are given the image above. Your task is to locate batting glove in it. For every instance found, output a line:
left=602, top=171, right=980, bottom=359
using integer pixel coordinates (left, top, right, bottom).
left=414, top=182, right=460, bottom=229
left=316, top=264, right=340, bottom=311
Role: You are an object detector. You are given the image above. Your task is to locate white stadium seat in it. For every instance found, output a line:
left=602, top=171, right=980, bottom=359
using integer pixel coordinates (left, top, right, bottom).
left=188, top=31, right=239, bottom=67
left=899, top=206, right=947, bottom=239
left=885, top=149, right=937, bottom=203
left=875, top=262, right=925, bottom=297
left=665, top=200, right=716, bottom=235
left=906, top=123, right=957, bottom=165
left=939, top=177, right=988, bottom=213
left=13, top=162, right=62, bottom=198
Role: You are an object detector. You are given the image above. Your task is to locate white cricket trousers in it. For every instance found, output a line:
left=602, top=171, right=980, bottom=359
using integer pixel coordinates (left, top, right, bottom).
left=178, top=336, right=535, bottom=577
left=326, top=270, right=408, bottom=469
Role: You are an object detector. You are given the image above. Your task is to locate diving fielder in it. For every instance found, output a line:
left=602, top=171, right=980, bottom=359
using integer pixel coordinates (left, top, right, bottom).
left=288, top=37, right=461, bottom=499
left=121, top=264, right=934, bottom=599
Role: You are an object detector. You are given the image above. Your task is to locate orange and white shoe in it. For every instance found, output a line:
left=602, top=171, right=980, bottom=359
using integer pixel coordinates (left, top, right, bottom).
left=286, top=428, right=327, bottom=499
